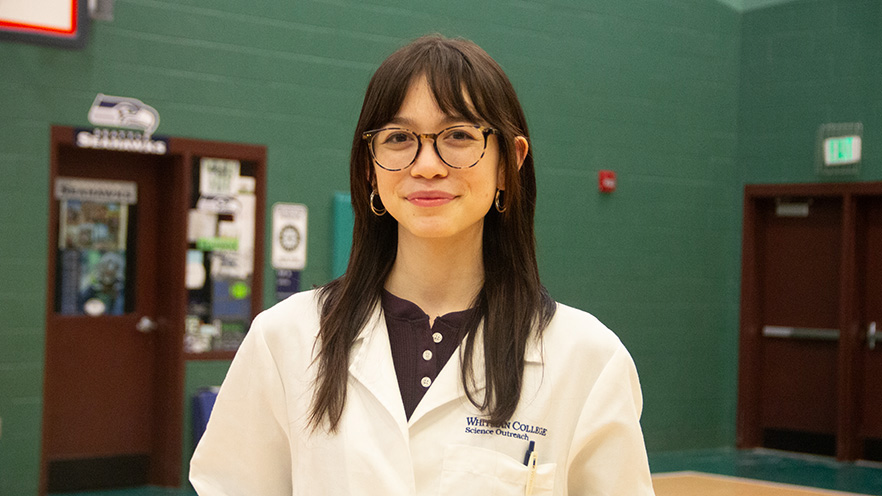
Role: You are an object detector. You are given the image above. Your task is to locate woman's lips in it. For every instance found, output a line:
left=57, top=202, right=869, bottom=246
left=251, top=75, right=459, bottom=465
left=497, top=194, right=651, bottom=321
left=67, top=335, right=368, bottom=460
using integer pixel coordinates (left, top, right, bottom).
left=406, top=191, right=455, bottom=207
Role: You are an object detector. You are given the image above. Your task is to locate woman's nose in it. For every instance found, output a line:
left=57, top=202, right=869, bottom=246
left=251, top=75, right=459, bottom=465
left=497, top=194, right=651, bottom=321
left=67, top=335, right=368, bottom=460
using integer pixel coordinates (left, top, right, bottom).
left=410, top=138, right=448, bottom=178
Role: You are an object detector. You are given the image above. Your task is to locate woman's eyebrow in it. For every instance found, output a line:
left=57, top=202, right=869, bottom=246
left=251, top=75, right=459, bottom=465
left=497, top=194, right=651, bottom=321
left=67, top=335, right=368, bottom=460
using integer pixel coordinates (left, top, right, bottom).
left=386, top=115, right=473, bottom=129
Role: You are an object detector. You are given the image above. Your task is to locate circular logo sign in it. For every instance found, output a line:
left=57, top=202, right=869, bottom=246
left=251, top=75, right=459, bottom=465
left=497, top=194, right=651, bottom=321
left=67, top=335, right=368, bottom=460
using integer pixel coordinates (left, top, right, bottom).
left=279, top=225, right=301, bottom=251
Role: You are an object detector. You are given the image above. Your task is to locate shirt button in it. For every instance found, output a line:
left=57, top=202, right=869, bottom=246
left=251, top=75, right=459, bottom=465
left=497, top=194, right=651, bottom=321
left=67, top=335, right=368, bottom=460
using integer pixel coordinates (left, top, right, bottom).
left=432, top=332, right=443, bottom=343
left=422, top=350, right=433, bottom=361
left=421, top=377, right=432, bottom=388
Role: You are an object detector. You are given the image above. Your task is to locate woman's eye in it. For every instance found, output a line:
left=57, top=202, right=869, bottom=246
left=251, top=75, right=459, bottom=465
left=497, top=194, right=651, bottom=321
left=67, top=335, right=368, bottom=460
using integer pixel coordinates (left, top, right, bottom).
left=445, top=129, right=479, bottom=142
left=383, top=132, right=414, bottom=145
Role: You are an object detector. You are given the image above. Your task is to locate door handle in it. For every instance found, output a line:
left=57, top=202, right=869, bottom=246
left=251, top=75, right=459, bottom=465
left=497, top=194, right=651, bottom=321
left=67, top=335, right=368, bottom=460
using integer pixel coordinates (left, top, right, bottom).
left=869, top=322, right=878, bottom=351
left=136, top=316, right=157, bottom=333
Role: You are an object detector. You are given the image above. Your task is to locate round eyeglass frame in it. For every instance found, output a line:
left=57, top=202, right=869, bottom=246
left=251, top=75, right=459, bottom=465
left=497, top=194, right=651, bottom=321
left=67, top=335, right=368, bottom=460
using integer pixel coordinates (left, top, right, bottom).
left=362, top=124, right=499, bottom=171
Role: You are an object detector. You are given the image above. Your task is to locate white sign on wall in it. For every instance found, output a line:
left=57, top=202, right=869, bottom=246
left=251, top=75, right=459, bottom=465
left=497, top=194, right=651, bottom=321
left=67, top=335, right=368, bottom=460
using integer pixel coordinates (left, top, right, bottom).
left=54, top=177, right=138, bottom=204
left=0, top=0, right=75, bottom=32
left=271, top=203, right=308, bottom=270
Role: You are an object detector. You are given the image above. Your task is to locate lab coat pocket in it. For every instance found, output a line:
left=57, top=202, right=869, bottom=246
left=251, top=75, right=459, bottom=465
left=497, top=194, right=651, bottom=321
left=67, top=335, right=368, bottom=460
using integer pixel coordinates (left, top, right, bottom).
left=437, top=444, right=556, bottom=496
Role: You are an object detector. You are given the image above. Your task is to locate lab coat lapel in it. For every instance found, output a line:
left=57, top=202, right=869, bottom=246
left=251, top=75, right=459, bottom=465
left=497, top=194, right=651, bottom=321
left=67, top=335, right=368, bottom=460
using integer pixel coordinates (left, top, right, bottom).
left=347, top=304, right=408, bottom=432
left=408, top=323, right=488, bottom=425
left=408, top=323, right=545, bottom=425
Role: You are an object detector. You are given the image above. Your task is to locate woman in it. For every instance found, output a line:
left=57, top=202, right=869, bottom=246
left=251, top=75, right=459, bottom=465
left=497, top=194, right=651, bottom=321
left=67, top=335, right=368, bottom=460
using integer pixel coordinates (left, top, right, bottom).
left=191, top=35, right=654, bottom=495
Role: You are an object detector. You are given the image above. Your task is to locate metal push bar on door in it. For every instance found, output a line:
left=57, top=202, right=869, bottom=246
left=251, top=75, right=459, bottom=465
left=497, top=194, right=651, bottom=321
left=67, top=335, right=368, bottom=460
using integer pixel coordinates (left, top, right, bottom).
left=762, top=326, right=840, bottom=341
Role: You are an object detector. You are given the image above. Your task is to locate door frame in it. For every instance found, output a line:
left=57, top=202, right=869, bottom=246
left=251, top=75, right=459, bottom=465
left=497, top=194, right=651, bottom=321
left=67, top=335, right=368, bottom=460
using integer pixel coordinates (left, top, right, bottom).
left=40, top=126, right=266, bottom=492
left=738, top=181, right=882, bottom=461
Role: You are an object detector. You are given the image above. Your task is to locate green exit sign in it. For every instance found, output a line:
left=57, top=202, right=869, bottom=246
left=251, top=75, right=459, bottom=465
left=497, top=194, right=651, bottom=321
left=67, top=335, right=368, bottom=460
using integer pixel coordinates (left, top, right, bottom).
left=824, top=135, right=862, bottom=166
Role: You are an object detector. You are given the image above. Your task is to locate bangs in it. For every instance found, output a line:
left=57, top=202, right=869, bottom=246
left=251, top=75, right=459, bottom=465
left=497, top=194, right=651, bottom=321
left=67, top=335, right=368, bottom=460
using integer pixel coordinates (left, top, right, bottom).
left=356, top=35, right=525, bottom=174
left=364, top=38, right=491, bottom=130
left=419, top=50, right=484, bottom=124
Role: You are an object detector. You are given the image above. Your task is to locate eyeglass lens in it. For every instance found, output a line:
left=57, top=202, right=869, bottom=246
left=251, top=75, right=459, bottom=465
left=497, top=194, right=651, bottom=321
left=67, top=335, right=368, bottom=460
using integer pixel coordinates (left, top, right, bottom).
left=370, top=126, right=488, bottom=170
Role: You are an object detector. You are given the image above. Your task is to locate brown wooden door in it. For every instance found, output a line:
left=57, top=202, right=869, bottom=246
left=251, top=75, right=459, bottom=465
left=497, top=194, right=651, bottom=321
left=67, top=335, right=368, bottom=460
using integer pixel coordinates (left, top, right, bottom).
left=44, top=143, right=172, bottom=491
left=740, top=183, right=882, bottom=462
left=755, top=197, right=841, bottom=452
left=41, top=126, right=267, bottom=493
left=856, top=196, right=882, bottom=458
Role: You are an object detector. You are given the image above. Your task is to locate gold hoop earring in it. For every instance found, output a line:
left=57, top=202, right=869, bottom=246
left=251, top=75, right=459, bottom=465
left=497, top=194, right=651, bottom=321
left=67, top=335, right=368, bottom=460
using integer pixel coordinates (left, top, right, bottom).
left=370, top=190, right=386, bottom=216
left=494, top=189, right=506, bottom=213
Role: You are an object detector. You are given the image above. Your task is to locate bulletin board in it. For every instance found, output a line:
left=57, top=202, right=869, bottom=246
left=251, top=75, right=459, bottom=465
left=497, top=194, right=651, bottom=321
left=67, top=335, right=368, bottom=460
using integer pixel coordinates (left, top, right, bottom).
left=184, top=157, right=259, bottom=354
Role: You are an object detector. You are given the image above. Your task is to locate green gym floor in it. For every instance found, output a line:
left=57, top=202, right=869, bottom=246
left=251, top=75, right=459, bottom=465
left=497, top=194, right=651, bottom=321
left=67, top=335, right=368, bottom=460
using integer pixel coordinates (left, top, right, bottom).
left=48, top=448, right=882, bottom=496
left=651, top=448, right=882, bottom=495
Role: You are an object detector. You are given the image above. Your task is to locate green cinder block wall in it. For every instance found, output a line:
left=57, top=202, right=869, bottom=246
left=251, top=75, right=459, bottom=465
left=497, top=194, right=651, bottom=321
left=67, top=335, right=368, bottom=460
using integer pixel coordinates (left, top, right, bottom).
left=6, top=1, right=739, bottom=493
left=2, top=0, right=874, bottom=493
left=739, top=0, right=881, bottom=184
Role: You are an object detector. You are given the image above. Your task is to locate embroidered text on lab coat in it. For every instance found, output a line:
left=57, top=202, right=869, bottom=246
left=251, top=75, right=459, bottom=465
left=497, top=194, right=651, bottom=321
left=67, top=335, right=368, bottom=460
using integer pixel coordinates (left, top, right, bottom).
left=464, top=416, right=548, bottom=438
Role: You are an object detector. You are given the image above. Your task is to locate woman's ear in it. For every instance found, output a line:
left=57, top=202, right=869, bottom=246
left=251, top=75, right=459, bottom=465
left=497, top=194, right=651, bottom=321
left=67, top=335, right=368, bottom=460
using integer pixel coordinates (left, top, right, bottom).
left=514, top=136, right=529, bottom=171
left=499, top=136, right=529, bottom=187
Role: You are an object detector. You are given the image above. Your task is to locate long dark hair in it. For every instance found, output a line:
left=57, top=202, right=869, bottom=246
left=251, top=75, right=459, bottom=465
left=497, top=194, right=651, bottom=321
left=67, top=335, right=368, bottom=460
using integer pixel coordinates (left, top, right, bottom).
left=311, top=35, right=556, bottom=432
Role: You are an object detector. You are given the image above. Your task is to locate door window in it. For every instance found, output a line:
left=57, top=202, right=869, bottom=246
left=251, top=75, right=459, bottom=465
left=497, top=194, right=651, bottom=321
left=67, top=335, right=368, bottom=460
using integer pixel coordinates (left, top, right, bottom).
left=54, top=178, right=137, bottom=316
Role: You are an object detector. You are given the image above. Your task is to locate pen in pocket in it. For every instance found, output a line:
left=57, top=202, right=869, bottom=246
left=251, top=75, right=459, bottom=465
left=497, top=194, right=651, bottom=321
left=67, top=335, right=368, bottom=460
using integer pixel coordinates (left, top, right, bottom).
left=524, top=440, right=537, bottom=496
left=523, top=440, right=534, bottom=465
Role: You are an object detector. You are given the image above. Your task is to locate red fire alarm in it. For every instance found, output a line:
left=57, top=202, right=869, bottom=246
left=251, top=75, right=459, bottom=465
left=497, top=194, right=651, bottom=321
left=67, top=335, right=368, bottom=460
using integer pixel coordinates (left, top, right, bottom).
left=598, top=170, right=616, bottom=193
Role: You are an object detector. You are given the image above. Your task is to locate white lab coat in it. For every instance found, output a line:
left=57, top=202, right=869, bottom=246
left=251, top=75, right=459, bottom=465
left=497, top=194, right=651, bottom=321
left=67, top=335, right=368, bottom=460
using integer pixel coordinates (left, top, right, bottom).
left=190, top=290, right=655, bottom=495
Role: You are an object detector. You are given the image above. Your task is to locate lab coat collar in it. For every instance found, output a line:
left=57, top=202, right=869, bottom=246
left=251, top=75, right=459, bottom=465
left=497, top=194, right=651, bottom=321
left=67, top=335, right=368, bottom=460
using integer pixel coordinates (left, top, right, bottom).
left=344, top=304, right=545, bottom=429
left=344, top=303, right=487, bottom=428
left=408, top=322, right=486, bottom=424
left=409, top=322, right=546, bottom=424
left=347, top=301, right=409, bottom=434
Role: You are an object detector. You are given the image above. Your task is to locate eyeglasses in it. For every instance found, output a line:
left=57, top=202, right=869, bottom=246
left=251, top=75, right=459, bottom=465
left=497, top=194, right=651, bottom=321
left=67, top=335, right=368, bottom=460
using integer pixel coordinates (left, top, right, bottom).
left=362, top=124, right=499, bottom=171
